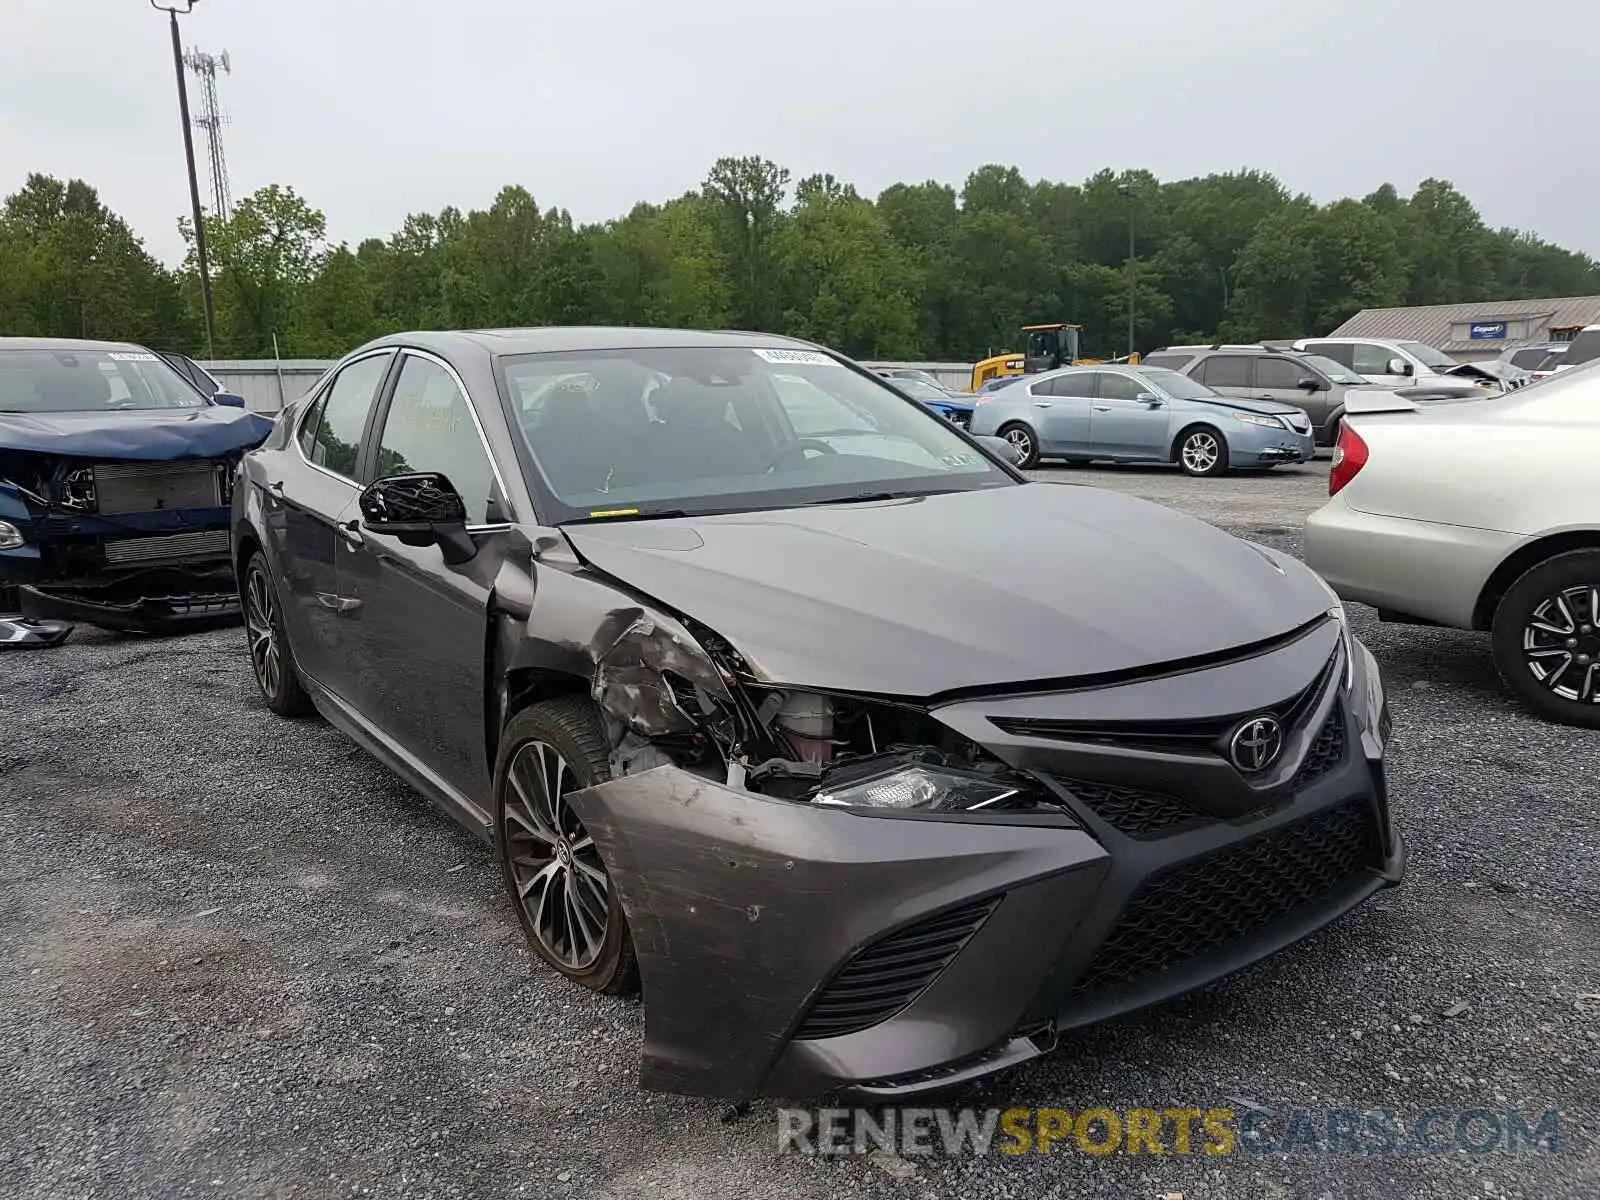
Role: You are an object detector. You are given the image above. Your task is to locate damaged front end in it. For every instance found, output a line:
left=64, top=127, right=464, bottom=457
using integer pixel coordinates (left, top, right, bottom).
left=542, top=602, right=1103, bottom=1101
left=1, top=445, right=251, bottom=637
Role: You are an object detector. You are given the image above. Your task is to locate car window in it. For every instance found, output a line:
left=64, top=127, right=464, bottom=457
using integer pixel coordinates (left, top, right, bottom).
left=1303, top=342, right=1354, bottom=369
left=297, top=392, right=329, bottom=459
left=1199, top=356, right=1252, bottom=388
left=1509, top=348, right=1551, bottom=370
left=309, top=353, right=391, bottom=480
left=1564, top=329, right=1600, bottom=367
left=373, top=354, right=497, bottom=524
left=1139, top=353, right=1194, bottom=370
left=1044, top=373, right=1095, bottom=397
left=772, top=374, right=881, bottom=436
left=1351, top=343, right=1401, bottom=376
left=1254, top=358, right=1303, bottom=390
left=0, top=347, right=207, bottom=413
left=1096, top=373, right=1144, bottom=401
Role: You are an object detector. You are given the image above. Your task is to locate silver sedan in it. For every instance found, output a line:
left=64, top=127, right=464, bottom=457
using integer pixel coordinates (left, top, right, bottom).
left=1304, top=361, right=1600, bottom=727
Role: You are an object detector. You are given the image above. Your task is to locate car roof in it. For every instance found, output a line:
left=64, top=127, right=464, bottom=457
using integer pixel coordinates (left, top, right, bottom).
left=0, top=336, right=154, bottom=353
left=355, top=326, right=824, bottom=358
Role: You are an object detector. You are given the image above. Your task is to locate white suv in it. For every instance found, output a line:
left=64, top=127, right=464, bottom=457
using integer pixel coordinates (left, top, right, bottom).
left=1292, top=337, right=1462, bottom=389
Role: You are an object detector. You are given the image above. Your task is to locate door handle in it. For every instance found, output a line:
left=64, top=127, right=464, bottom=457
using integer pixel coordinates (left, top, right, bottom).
left=1032, top=402, right=1053, bottom=409
left=337, top=519, right=364, bottom=549
left=1092, top=405, right=1112, bottom=411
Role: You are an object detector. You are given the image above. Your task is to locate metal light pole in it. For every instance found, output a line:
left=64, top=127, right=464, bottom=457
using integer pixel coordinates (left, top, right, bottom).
left=153, top=0, right=216, bottom=359
left=1117, top=183, right=1135, bottom=359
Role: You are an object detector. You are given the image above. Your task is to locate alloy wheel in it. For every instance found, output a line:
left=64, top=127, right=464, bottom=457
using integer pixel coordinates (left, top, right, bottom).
left=1181, top=432, right=1220, bottom=474
left=1521, top=584, right=1600, bottom=703
left=244, top=564, right=282, bottom=698
left=502, top=740, right=611, bottom=971
left=1004, top=427, right=1034, bottom=458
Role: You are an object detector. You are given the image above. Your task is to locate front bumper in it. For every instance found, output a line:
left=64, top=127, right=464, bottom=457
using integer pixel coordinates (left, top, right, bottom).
left=21, top=565, right=241, bottom=633
left=1231, top=426, right=1316, bottom=466
left=572, top=620, right=1401, bottom=1102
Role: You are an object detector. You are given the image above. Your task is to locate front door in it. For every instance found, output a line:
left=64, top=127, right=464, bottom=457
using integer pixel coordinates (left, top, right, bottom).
left=335, top=350, right=507, bottom=809
left=1088, top=372, right=1170, bottom=458
left=259, top=351, right=393, bottom=690
left=1252, top=355, right=1329, bottom=426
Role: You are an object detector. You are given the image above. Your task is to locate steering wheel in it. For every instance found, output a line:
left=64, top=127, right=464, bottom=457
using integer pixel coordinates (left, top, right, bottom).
left=765, top=439, right=839, bottom=473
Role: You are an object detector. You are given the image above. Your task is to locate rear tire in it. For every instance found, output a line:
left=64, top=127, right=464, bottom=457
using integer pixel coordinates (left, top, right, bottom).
left=1490, top=550, right=1600, bottom=729
left=997, top=422, right=1040, bottom=469
left=495, top=697, right=640, bottom=994
left=1175, top=426, right=1229, bottom=477
left=242, top=552, right=311, bottom=717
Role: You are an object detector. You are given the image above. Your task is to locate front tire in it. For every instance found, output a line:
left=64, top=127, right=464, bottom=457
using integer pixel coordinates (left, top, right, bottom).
left=495, top=697, right=640, bottom=994
left=1490, top=550, right=1600, bottom=729
left=998, top=422, right=1041, bottom=469
left=242, top=551, right=311, bottom=717
left=1176, top=426, right=1229, bottom=477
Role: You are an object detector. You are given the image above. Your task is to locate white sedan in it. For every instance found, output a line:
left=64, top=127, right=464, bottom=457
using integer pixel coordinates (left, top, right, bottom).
left=1304, top=361, right=1600, bottom=728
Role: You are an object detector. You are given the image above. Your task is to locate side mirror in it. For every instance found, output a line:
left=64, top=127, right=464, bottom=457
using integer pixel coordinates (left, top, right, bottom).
left=1387, top=358, right=1413, bottom=377
left=1297, top=377, right=1325, bottom=392
left=1136, top=392, right=1164, bottom=406
left=211, top=391, right=246, bottom=408
left=359, top=472, right=477, bottom=565
left=975, top=434, right=1025, bottom=466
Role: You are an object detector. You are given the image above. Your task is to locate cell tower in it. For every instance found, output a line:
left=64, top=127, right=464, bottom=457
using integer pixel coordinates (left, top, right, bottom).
left=184, top=47, right=233, bottom=221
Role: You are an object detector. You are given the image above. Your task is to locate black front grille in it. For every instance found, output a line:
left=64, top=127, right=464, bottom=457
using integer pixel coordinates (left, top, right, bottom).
left=1056, top=779, right=1202, bottom=839
left=1290, top=707, right=1346, bottom=790
left=1071, top=799, right=1374, bottom=996
left=794, top=897, right=1000, bottom=1040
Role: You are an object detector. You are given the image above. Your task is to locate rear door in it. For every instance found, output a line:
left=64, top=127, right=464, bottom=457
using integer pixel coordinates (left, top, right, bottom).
left=260, top=350, right=395, bottom=689
left=1195, top=354, right=1254, bottom=400
left=1089, top=372, right=1169, bottom=457
left=1030, top=373, right=1094, bottom=452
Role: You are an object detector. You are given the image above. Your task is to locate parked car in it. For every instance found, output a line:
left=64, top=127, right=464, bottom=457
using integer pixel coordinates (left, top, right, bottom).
left=969, top=364, right=1316, bottom=474
left=1293, top=337, right=1524, bottom=392
left=1143, top=345, right=1380, bottom=446
left=1305, top=359, right=1600, bottom=728
left=886, top=377, right=977, bottom=428
left=0, top=337, right=274, bottom=635
left=1548, top=325, right=1600, bottom=374
left=874, top=367, right=952, bottom=391
left=157, top=350, right=225, bottom=400
left=234, top=327, right=1400, bottom=1101
left=1498, top=343, right=1567, bottom=373
left=1529, top=345, right=1569, bottom=379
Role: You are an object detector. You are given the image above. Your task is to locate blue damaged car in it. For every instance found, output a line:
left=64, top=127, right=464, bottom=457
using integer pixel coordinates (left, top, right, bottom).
left=968, top=363, right=1316, bottom=476
left=0, top=338, right=275, bottom=637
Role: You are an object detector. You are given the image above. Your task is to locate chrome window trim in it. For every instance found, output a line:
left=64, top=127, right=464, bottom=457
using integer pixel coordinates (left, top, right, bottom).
left=384, top=347, right=520, bottom=528
left=292, top=348, right=396, bottom=490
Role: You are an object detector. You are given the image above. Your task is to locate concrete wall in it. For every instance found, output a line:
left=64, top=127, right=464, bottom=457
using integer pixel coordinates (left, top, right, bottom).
left=201, top=359, right=979, bottom=411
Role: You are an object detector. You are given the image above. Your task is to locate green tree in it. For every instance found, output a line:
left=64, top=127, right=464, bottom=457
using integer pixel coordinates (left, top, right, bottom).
left=703, top=156, right=790, bottom=332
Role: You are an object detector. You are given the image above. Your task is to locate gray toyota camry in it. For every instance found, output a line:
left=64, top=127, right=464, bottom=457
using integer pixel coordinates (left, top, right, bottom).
left=232, top=327, right=1403, bottom=1102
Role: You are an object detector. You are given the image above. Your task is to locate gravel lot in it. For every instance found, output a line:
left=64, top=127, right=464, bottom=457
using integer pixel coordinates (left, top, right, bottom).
left=2, top=459, right=1596, bottom=1199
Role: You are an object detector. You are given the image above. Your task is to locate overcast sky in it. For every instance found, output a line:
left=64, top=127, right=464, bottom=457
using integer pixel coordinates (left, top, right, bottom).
left=2, top=0, right=1596, bottom=266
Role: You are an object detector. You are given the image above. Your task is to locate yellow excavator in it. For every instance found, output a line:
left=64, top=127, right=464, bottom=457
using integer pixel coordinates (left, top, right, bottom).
left=969, top=323, right=1138, bottom=391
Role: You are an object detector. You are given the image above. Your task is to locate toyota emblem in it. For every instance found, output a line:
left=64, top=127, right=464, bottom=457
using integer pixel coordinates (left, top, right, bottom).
left=1228, top=715, right=1284, bottom=773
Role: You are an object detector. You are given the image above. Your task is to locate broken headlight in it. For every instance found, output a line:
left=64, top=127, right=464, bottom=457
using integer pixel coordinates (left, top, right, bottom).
left=815, top=764, right=1023, bottom=812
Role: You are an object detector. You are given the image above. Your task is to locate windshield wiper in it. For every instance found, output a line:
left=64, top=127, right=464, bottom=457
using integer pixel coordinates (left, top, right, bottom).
left=561, top=508, right=693, bottom=525
left=808, top=490, right=950, bottom=506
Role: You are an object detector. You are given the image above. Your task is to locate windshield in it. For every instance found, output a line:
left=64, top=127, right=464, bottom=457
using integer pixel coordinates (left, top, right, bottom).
left=1397, top=341, right=1459, bottom=370
left=1298, top=353, right=1366, bottom=385
left=1139, top=367, right=1220, bottom=401
left=0, top=348, right=207, bottom=413
left=498, top=346, right=1014, bottom=522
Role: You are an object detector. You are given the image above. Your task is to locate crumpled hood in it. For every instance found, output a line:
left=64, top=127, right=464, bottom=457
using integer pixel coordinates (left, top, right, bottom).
left=0, top=405, right=275, bottom=460
left=561, top=484, right=1335, bottom=696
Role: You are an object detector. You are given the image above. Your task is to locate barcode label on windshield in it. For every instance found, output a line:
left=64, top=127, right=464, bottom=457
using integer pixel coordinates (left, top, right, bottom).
left=107, top=351, right=158, bottom=361
left=753, top=348, right=838, bottom=367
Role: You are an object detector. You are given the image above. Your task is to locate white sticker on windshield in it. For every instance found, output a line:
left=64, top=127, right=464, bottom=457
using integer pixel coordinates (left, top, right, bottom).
left=753, top=348, right=838, bottom=367
left=106, top=351, right=158, bottom=361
